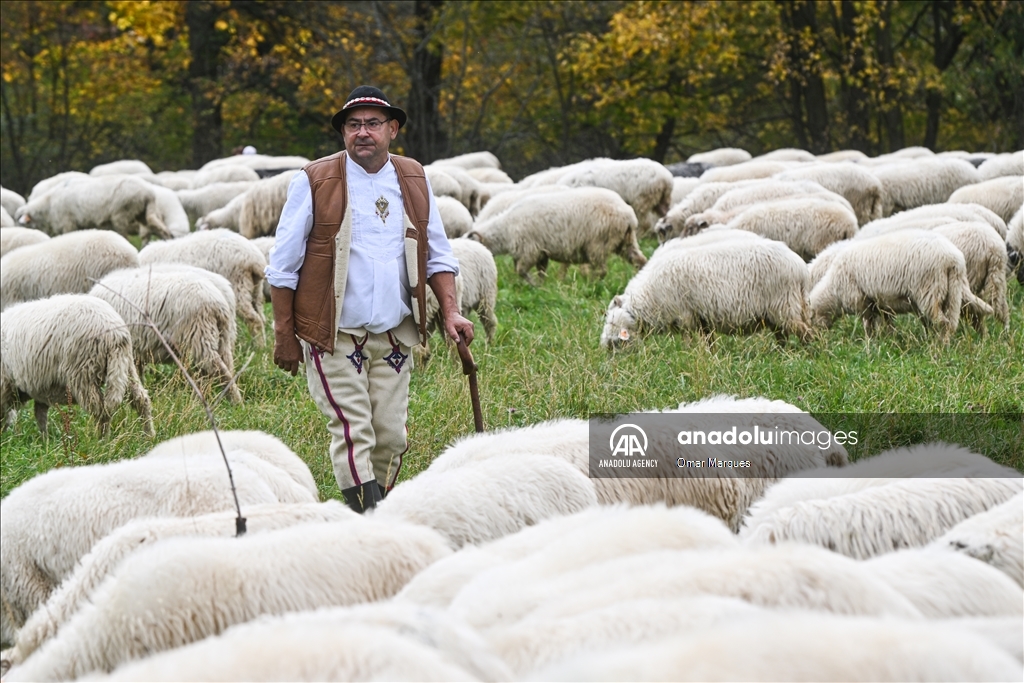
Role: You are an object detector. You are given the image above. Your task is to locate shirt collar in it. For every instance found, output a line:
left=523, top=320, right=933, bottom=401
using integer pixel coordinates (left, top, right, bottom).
left=346, top=153, right=393, bottom=179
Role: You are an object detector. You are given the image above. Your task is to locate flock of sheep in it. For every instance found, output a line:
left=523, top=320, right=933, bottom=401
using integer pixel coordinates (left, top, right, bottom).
left=0, top=144, right=1022, bottom=681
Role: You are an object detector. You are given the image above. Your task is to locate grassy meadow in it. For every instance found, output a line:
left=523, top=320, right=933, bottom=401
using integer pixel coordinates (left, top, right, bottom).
left=2, top=240, right=1022, bottom=502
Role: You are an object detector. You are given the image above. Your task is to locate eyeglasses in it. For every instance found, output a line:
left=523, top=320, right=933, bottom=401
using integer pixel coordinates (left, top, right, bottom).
left=345, top=117, right=391, bottom=133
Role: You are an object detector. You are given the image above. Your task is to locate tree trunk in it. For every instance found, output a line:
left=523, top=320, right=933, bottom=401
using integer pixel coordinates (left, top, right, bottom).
left=782, top=0, right=830, bottom=154
left=405, top=0, right=447, bottom=163
left=651, top=116, right=675, bottom=163
left=923, top=0, right=965, bottom=150
left=875, top=0, right=904, bottom=151
left=186, top=1, right=226, bottom=167
left=839, top=0, right=871, bottom=153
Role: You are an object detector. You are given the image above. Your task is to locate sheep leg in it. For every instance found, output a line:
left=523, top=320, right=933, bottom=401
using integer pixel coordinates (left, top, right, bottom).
left=515, top=257, right=540, bottom=285
left=478, top=300, right=498, bottom=343
left=33, top=401, right=49, bottom=435
left=236, top=280, right=267, bottom=346
left=126, top=364, right=154, bottom=437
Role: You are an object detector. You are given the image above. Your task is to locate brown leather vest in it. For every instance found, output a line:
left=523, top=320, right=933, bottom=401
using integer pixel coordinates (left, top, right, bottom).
left=293, top=151, right=430, bottom=354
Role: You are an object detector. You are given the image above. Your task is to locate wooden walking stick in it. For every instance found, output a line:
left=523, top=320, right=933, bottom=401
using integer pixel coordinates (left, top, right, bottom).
left=455, top=331, right=484, bottom=432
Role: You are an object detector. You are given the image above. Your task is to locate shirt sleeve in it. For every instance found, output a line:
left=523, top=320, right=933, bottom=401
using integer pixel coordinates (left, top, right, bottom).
left=423, top=175, right=460, bottom=278
left=265, top=171, right=314, bottom=290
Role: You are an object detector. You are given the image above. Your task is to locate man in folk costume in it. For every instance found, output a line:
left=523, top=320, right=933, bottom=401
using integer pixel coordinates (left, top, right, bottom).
left=267, top=86, right=473, bottom=513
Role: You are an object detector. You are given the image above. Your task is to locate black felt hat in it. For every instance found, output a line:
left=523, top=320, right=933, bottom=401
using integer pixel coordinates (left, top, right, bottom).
left=331, top=86, right=407, bottom=133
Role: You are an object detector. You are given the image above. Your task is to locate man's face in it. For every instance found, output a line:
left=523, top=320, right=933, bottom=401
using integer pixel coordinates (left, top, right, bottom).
left=343, top=106, right=400, bottom=171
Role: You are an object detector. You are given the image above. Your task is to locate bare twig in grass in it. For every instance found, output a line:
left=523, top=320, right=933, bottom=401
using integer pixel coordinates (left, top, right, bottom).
left=89, top=272, right=247, bottom=536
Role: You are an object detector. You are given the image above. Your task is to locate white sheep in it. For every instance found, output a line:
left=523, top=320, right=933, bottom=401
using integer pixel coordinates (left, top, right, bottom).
left=0, top=230, right=139, bottom=311
left=654, top=181, right=743, bottom=241
left=148, top=184, right=190, bottom=238
left=397, top=504, right=740, bottom=610
left=423, top=165, right=463, bottom=201
left=808, top=229, right=992, bottom=341
left=1, top=187, right=26, bottom=216
left=175, top=181, right=254, bottom=227
left=948, top=174, right=1024, bottom=224
left=859, top=201, right=1007, bottom=238
left=516, top=159, right=602, bottom=188
left=449, top=237, right=498, bottom=341
left=0, top=294, right=152, bottom=439
left=449, top=543, right=924, bottom=634
left=376, top=455, right=596, bottom=549
left=138, top=229, right=267, bottom=344
left=754, top=147, right=817, bottom=162
left=151, top=170, right=196, bottom=191
left=425, top=395, right=847, bottom=532
left=466, top=166, right=513, bottom=184
left=0, top=429, right=318, bottom=646
left=863, top=547, right=1023, bottom=619
left=89, top=160, right=153, bottom=176
left=6, top=519, right=450, bottom=681
left=89, top=264, right=242, bottom=403
left=466, top=187, right=646, bottom=282
left=251, top=235, right=275, bottom=301
left=426, top=164, right=483, bottom=216
left=15, top=175, right=173, bottom=243
left=195, top=191, right=243, bottom=231
left=930, top=492, right=1023, bottom=588
left=26, top=171, right=89, bottom=202
left=698, top=159, right=796, bottom=183
left=977, top=151, right=1024, bottom=180
left=683, top=178, right=854, bottom=230
left=601, top=233, right=812, bottom=347
left=531, top=612, right=1021, bottom=682
left=94, top=602, right=510, bottom=683
left=713, top=197, right=859, bottom=260
left=739, top=443, right=1023, bottom=558
left=188, top=163, right=260, bottom=188
left=236, top=169, right=298, bottom=238
left=557, top=158, right=674, bottom=235
left=434, top=194, right=474, bottom=238
left=473, top=184, right=564, bottom=223
left=686, top=147, right=752, bottom=166
left=198, top=153, right=309, bottom=172
left=669, top=177, right=700, bottom=206
left=0, top=227, right=49, bottom=257
left=0, top=206, right=13, bottom=227
left=4, top=501, right=354, bottom=668
left=816, top=149, right=869, bottom=162
left=432, top=150, right=501, bottom=170
left=775, top=162, right=884, bottom=224
left=1009, top=207, right=1024, bottom=286
left=871, top=157, right=982, bottom=216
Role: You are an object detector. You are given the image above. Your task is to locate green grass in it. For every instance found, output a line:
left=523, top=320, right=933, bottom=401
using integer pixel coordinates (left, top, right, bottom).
left=3, top=239, right=1022, bottom=501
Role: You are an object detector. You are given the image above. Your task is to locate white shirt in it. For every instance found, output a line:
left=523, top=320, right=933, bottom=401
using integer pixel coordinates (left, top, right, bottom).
left=266, top=155, right=459, bottom=334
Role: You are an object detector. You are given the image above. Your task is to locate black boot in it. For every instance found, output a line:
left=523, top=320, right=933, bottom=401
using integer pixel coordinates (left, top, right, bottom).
left=377, top=481, right=389, bottom=500
left=341, top=481, right=382, bottom=514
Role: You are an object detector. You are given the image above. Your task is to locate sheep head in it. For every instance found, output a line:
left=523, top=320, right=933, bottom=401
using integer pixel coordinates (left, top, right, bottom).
left=600, top=294, right=637, bottom=350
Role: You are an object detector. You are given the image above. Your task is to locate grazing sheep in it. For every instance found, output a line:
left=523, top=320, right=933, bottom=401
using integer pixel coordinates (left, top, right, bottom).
left=601, top=233, right=812, bottom=347
left=739, top=443, right=1023, bottom=558
left=0, top=429, right=318, bottom=646
left=860, top=201, right=1007, bottom=238
left=532, top=612, right=1020, bottom=682
left=175, top=181, right=254, bottom=226
left=435, top=194, right=474, bottom=238
left=188, top=164, right=261, bottom=188
left=699, top=160, right=796, bottom=183
left=684, top=179, right=853, bottom=230
left=517, top=159, right=601, bottom=188
left=863, top=547, right=1023, bottom=619
left=686, top=147, right=752, bottom=166
left=710, top=197, right=858, bottom=260
left=237, top=169, right=298, bottom=239
left=816, top=149, right=869, bottom=162
left=139, top=229, right=267, bottom=344
left=670, top=177, right=700, bottom=206
left=6, top=519, right=450, bottom=681
left=198, top=153, right=309, bottom=172
left=449, top=543, right=924, bottom=634
left=1, top=187, right=26, bottom=216
left=931, top=492, right=1023, bottom=588
left=449, top=237, right=498, bottom=341
left=89, top=160, right=153, bottom=176
left=977, top=151, right=1024, bottom=180
left=26, top=171, right=89, bottom=202
left=948, top=175, right=1024, bottom=224
left=151, top=170, right=196, bottom=191
left=1008, top=208, right=1023, bottom=285
left=473, top=184, right=564, bottom=223
left=0, top=294, right=152, bottom=440
left=0, top=230, right=139, bottom=311
left=654, top=181, right=744, bottom=241
left=425, top=396, right=847, bottom=532
left=466, top=167, right=513, bottom=184
left=754, top=147, right=816, bottom=162
left=95, top=602, right=510, bottom=683
left=557, top=158, right=674, bottom=235
left=466, top=187, right=646, bottom=282
left=4, top=501, right=353, bottom=667
left=433, top=151, right=501, bottom=170
left=423, top=165, right=463, bottom=201
left=397, top=504, right=740, bottom=610
left=148, top=184, right=190, bottom=238
left=16, top=176, right=173, bottom=243
left=872, top=157, right=982, bottom=216
left=808, top=230, right=992, bottom=341
left=195, top=192, right=243, bottom=232
left=251, top=235, right=275, bottom=301
left=0, top=227, right=48, bottom=257
left=89, top=264, right=242, bottom=403
left=775, top=162, right=884, bottom=225
left=376, top=455, right=597, bottom=549
left=427, top=164, right=483, bottom=216
left=0, top=206, right=13, bottom=227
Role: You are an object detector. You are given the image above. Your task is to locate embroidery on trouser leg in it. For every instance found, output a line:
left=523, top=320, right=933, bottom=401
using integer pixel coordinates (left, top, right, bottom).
left=383, top=331, right=407, bottom=373
left=347, top=333, right=368, bottom=374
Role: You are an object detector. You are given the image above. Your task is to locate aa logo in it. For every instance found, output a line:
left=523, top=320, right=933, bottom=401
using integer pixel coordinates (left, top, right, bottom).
left=609, top=423, right=648, bottom=457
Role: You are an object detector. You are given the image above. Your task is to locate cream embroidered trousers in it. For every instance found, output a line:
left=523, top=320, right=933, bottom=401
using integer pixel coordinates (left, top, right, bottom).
left=304, top=329, right=411, bottom=492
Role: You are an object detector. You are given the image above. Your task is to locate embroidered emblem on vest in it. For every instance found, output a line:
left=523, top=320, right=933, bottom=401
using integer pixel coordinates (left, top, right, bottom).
left=375, top=196, right=390, bottom=223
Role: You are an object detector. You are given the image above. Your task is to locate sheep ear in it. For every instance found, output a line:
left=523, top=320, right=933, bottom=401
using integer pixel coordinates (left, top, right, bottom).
left=19, top=213, right=30, bottom=224
left=612, top=295, right=623, bottom=308
left=618, top=329, right=630, bottom=341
